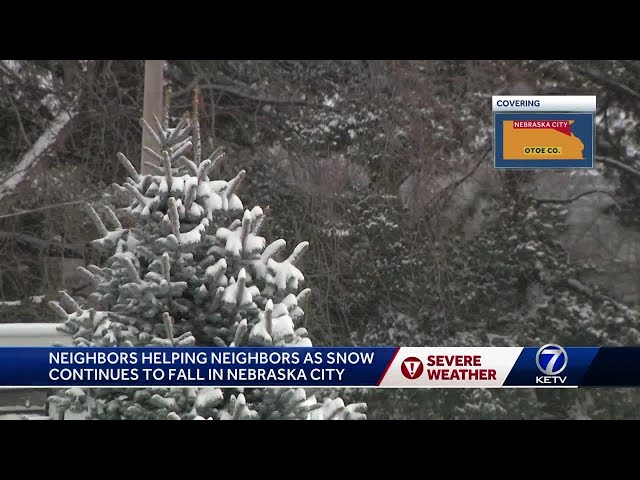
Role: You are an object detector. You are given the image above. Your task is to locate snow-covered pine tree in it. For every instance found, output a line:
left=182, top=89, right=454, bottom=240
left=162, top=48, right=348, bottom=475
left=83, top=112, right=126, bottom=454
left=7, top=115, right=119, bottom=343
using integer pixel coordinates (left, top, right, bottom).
left=48, top=87, right=367, bottom=420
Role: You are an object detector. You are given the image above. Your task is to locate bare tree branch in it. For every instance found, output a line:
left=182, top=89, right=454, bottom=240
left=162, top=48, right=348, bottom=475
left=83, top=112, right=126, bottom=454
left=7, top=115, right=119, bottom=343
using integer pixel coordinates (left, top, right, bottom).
left=531, top=189, right=618, bottom=205
left=0, top=198, right=101, bottom=220
left=0, top=231, right=87, bottom=255
left=576, top=65, right=640, bottom=101
left=4, top=90, right=30, bottom=146
left=174, top=79, right=321, bottom=108
left=430, top=144, right=492, bottom=209
left=0, top=100, right=78, bottom=201
left=619, top=60, right=640, bottom=79
left=442, top=146, right=491, bottom=195
left=596, top=155, right=640, bottom=177
left=0, top=61, right=22, bottom=84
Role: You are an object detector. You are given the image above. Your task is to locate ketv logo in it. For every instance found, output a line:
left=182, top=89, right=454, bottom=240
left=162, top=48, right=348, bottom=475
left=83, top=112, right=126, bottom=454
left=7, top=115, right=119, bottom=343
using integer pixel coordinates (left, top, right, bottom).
left=535, top=344, right=568, bottom=385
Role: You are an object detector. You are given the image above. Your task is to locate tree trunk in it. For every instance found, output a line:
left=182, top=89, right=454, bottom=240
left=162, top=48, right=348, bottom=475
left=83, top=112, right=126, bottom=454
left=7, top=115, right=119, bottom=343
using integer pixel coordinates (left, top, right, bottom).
left=141, top=60, right=164, bottom=174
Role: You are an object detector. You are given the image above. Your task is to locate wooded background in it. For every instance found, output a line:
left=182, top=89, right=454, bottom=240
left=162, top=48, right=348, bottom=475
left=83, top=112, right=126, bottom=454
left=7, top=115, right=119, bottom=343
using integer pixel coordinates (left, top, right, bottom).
left=1, top=60, right=639, bottom=419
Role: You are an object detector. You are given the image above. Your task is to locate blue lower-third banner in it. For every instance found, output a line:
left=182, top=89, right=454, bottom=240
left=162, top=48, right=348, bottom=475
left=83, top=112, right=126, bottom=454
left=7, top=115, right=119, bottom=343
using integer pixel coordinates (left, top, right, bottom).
left=2, top=345, right=640, bottom=388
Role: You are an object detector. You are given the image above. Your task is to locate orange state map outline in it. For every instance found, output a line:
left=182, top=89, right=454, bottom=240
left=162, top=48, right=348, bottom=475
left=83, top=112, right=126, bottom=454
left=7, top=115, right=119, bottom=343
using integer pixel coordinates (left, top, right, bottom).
left=502, top=119, right=585, bottom=160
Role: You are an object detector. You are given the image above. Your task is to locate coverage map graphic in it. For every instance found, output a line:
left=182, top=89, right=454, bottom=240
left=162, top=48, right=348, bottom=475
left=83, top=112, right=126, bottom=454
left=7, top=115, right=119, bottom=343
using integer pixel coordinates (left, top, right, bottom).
left=503, top=119, right=585, bottom=160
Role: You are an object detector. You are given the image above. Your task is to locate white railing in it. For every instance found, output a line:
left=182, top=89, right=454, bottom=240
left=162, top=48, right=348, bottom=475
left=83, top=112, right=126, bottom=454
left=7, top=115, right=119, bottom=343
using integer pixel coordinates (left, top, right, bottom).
left=0, top=323, right=73, bottom=346
left=0, top=323, right=74, bottom=419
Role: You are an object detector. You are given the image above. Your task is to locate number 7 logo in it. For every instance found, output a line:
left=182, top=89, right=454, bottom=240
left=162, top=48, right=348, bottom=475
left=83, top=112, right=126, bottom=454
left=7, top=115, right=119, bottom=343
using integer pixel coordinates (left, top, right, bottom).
left=536, top=344, right=568, bottom=376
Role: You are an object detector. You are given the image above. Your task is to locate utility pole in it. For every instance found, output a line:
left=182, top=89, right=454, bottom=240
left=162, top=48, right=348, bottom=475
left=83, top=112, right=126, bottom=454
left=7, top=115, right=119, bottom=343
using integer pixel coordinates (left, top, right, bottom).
left=141, top=60, right=164, bottom=174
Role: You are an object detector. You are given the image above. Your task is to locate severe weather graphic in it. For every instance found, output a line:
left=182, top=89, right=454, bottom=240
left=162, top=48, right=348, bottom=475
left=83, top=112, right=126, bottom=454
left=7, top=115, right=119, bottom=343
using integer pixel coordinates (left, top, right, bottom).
left=502, top=119, right=585, bottom=160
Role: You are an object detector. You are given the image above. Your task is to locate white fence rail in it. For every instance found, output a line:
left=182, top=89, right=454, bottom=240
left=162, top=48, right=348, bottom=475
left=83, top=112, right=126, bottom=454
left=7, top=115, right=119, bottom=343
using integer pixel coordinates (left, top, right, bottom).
left=0, top=323, right=72, bottom=346
left=0, top=323, right=73, bottom=420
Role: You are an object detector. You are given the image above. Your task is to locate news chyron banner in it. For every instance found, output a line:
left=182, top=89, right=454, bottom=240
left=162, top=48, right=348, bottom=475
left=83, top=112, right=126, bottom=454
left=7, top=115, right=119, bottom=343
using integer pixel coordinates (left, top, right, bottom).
left=493, top=95, right=596, bottom=169
left=3, top=345, right=640, bottom=388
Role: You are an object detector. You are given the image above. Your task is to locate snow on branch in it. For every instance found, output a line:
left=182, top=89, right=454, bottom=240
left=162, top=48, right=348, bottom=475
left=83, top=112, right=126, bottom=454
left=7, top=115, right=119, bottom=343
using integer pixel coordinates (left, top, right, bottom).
left=117, top=152, right=140, bottom=182
left=0, top=102, right=78, bottom=201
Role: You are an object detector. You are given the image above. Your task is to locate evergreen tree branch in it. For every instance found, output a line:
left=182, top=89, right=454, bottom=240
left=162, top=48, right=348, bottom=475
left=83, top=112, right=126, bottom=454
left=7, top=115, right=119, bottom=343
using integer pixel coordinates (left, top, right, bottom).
left=117, top=153, right=140, bottom=182
left=566, top=277, right=629, bottom=312
left=139, top=118, right=164, bottom=150
left=142, top=147, right=164, bottom=164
